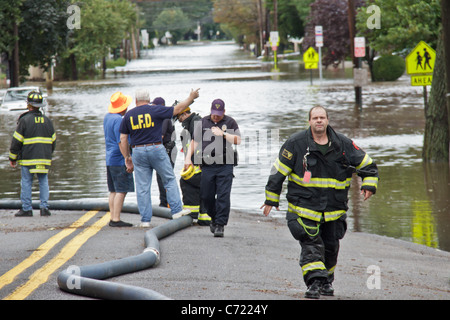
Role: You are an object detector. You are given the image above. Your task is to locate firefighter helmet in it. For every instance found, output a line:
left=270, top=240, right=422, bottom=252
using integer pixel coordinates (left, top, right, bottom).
left=27, top=91, right=46, bottom=108
left=180, top=165, right=195, bottom=180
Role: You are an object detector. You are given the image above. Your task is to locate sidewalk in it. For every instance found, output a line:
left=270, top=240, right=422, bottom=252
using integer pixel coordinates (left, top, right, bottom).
left=116, top=209, right=450, bottom=300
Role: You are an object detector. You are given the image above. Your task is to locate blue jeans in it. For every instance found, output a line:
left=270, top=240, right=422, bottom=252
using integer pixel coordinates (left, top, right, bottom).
left=21, top=166, right=49, bottom=211
left=132, top=144, right=183, bottom=222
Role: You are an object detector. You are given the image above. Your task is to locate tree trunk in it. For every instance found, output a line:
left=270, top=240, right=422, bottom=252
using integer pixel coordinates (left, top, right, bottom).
left=70, top=53, right=78, bottom=81
left=440, top=0, right=450, bottom=165
left=10, top=22, right=20, bottom=87
left=423, top=33, right=449, bottom=162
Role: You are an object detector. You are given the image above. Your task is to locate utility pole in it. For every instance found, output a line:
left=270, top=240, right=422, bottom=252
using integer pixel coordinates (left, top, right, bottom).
left=273, top=0, right=277, bottom=31
left=256, top=0, right=264, bottom=56
left=347, top=0, right=362, bottom=108
left=441, top=0, right=450, bottom=165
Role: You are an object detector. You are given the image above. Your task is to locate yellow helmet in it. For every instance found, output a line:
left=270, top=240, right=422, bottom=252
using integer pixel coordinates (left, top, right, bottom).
left=180, top=165, right=194, bottom=180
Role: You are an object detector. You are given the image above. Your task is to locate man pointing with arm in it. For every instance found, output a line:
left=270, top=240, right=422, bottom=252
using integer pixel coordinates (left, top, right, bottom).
left=119, top=88, right=200, bottom=227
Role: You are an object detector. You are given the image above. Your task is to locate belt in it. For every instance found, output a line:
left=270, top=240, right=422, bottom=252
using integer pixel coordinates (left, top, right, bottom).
left=132, top=142, right=162, bottom=148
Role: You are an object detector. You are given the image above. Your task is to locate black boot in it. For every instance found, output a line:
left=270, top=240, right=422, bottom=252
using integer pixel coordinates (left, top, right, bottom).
left=214, top=225, right=224, bottom=237
left=305, top=279, right=322, bottom=299
left=320, top=282, right=334, bottom=296
left=40, top=208, right=51, bottom=216
left=15, top=209, right=33, bottom=217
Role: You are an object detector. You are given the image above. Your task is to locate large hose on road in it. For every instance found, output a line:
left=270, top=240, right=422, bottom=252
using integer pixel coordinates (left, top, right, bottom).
left=0, top=199, right=172, bottom=219
left=56, top=215, right=193, bottom=300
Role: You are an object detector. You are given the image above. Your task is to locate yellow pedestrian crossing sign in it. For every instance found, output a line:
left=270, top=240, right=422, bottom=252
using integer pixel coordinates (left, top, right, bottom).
left=406, top=41, right=435, bottom=75
left=304, top=47, right=319, bottom=69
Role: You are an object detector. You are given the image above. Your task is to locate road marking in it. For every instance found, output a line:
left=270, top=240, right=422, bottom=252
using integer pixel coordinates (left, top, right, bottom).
left=4, top=212, right=110, bottom=300
left=0, top=210, right=99, bottom=290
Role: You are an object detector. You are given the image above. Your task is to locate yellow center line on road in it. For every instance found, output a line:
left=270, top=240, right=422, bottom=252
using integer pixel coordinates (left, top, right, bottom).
left=0, top=210, right=99, bottom=291
left=4, top=211, right=111, bottom=300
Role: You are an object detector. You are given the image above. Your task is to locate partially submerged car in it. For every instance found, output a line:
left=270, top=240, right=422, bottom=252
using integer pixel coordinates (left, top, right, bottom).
left=0, top=86, right=47, bottom=112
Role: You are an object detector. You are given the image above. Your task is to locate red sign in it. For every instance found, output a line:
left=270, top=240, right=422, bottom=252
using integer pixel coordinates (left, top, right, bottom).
left=354, top=37, right=366, bottom=58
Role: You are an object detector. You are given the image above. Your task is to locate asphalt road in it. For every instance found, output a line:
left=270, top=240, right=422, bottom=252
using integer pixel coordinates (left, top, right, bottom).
left=1, top=207, right=449, bottom=303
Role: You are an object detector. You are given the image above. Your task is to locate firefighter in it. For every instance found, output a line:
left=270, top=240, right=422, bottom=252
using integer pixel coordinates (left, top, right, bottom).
left=261, top=105, right=378, bottom=299
left=9, top=91, right=56, bottom=217
left=177, top=106, right=211, bottom=226
left=184, top=99, right=241, bottom=237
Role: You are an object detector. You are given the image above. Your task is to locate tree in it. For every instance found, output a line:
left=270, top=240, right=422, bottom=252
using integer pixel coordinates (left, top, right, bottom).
left=213, top=0, right=260, bottom=50
left=153, top=8, right=191, bottom=44
left=137, top=0, right=214, bottom=41
left=64, top=0, right=137, bottom=78
left=303, top=0, right=364, bottom=68
left=0, top=0, right=24, bottom=87
left=18, top=0, right=70, bottom=81
left=423, top=33, right=448, bottom=162
left=265, top=0, right=306, bottom=51
left=356, top=0, right=441, bottom=55
left=441, top=0, right=450, bottom=164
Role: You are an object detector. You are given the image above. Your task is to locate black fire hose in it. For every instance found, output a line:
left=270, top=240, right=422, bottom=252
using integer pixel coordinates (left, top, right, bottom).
left=0, top=198, right=192, bottom=299
left=0, top=199, right=172, bottom=219
left=57, top=215, right=193, bottom=300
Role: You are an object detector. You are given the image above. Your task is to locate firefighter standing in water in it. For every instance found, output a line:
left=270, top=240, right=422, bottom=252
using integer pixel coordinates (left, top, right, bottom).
left=261, top=105, right=378, bottom=299
left=9, top=91, right=56, bottom=217
left=177, top=106, right=211, bottom=226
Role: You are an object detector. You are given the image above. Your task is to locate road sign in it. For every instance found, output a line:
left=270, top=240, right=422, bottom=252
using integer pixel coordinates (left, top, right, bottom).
left=354, top=68, right=368, bottom=87
left=406, top=41, right=436, bottom=75
left=269, top=31, right=279, bottom=47
left=411, top=75, right=433, bottom=86
left=304, top=47, right=319, bottom=70
left=354, top=37, right=366, bottom=58
left=305, top=62, right=318, bottom=70
left=315, top=26, right=323, bottom=47
left=304, top=47, right=319, bottom=63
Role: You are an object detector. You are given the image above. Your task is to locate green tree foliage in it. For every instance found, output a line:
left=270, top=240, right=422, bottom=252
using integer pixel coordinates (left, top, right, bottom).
left=372, top=54, right=405, bottom=81
left=356, top=0, right=441, bottom=54
left=153, top=7, right=191, bottom=44
left=138, top=0, right=214, bottom=40
left=0, top=0, right=23, bottom=55
left=66, top=0, right=137, bottom=75
left=19, top=0, right=70, bottom=77
left=213, top=0, right=260, bottom=46
left=266, top=0, right=306, bottom=50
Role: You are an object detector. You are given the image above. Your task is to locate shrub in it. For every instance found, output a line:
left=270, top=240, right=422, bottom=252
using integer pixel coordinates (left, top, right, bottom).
left=372, top=54, right=405, bottom=81
left=106, top=57, right=127, bottom=69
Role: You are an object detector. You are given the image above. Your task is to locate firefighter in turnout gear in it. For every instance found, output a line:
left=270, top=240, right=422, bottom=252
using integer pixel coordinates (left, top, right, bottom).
left=261, top=106, right=378, bottom=299
left=9, top=91, right=56, bottom=217
left=177, top=106, right=211, bottom=226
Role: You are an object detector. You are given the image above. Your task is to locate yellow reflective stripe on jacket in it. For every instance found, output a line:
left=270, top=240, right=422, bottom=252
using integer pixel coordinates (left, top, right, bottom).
left=13, top=131, right=24, bottom=143
left=23, top=136, right=54, bottom=145
left=265, top=190, right=280, bottom=203
left=289, top=173, right=351, bottom=190
left=288, top=202, right=346, bottom=222
left=30, top=167, right=49, bottom=174
left=356, top=154, right=373, bottom=170
left=302, top=261, right=326, bottom=276
left=9, top=152, right=18, bottom=160
left=273, top=158, right=292, bottom=176
left=362, top=176, right=378, bottom=189
left=18, top=159, right=52, bottom=166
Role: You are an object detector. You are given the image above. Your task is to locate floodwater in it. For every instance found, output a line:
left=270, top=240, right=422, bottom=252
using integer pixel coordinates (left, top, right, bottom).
left=1, top=41, right=449, bottom=252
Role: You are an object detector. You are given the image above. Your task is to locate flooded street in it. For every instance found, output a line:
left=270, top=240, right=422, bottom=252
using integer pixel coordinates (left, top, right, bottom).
left=1, top=41, right=449, bottom=252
